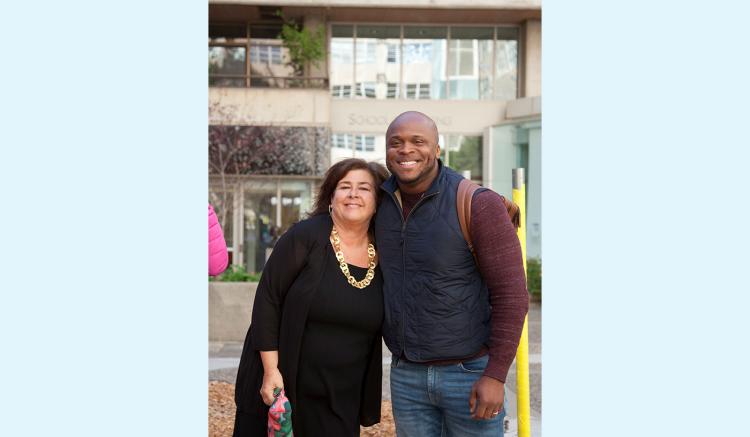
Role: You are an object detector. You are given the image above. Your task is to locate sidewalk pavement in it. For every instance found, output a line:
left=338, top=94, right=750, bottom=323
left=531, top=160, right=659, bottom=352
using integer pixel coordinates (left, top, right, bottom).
left=210, top=301, right=542, bottom=436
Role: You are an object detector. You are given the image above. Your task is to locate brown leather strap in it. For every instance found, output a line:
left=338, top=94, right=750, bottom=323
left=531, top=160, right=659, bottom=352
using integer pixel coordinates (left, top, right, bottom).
left=457, top=180, right=522, bottom=264
left=457, top=179, right=480, bottom=263
left=502, top=196, right=521, bottom=229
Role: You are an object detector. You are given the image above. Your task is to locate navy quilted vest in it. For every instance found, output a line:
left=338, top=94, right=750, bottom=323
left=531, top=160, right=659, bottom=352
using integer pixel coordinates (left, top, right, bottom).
left=374, top=162, right=491, bottom=361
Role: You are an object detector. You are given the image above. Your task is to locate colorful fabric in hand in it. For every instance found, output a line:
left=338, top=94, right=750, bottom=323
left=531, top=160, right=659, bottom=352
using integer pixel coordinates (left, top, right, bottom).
left=267, top=388, right=293, bottom=437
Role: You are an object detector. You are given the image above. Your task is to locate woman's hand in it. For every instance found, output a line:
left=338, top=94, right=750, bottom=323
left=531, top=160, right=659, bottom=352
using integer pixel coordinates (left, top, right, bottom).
left=260, top=367, right=285, bottom=406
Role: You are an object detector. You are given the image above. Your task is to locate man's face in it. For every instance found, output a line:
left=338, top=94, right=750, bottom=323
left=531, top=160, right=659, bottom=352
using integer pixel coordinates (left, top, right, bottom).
left=385, top=115, right=441, bottom=192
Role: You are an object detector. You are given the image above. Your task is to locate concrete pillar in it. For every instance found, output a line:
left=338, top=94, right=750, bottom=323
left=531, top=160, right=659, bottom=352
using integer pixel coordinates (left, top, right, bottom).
left=486, top=124, right=517, bottom=199
left=527, top=125, right=542, bottom=259
left=303, top=14, right=327, bottom=79
left=522, top=19, right=541, bottom=98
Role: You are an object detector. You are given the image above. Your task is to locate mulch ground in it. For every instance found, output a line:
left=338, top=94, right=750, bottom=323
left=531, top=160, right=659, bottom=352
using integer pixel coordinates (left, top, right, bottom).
left=209, top=381, right=396, bottom=437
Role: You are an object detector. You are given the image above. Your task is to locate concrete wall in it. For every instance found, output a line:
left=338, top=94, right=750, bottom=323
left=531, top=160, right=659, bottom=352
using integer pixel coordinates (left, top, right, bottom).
left=209, top=88, right=331, bottom=126
left=330, top=99, right=508, bottom=135
left=209, top=282, right=258, bottom=342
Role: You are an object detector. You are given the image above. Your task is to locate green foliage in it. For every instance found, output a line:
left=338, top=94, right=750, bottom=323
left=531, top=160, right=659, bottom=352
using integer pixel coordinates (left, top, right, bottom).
left=277, top=11, right=325, bottom=75
left=448, top=136, right=482, bottom=178
left=527, top=258, right=542, bottom=300
left=210, top=264, right=262, bottom=282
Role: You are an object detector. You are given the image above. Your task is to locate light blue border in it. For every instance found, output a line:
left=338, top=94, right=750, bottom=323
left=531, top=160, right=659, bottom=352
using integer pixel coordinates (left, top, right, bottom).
left=3, top=1, right=750, bottom=435
left=544, top=1, right=750, bottom=435
left=1, top=1, right=207, bottom=435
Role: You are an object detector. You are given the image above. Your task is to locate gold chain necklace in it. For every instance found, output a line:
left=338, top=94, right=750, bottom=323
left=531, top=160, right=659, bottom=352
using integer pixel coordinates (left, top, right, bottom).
left=330, top=226, right=376, bottom=289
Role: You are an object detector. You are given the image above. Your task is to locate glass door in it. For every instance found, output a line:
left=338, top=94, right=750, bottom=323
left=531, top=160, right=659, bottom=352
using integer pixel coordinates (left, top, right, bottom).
left=242, top=181, right=277, bottom=274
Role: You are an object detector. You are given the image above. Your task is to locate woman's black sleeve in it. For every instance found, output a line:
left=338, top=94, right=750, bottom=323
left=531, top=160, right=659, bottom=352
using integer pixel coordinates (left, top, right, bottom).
left=250, top=224, right=310, bottom=351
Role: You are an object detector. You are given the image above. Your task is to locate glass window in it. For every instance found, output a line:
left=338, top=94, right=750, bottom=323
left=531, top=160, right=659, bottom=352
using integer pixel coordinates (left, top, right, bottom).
left=209, top=46, right=246, bottom=87
left=355, top=25, right=401, bottom=99
left=280, top=180, right=313, bottom=234
left=242, top=181, right=277, bottom=273
left=249, top=25, right=294, bottom=88
left=495, top=27, right=519, bottom=100
left=354, top=135, right=376, bottom=152
left=355, top=82, right=376, bottom=98
left=331, top=84, right=352, bottom=98
left=406, top=83, right=430, bottom=99
left=443, top=134, right=483, bottom=181
left=403, top=26, right=447, bottom=99
left=324, top=23, right=518, bottom=99
left=448, top=27, right=493, bottom=100
left=387, top=43, right=399, bottom=63
left=330, top=25, right=354, bottom=99
left=386, top=82, right=399, bottom=98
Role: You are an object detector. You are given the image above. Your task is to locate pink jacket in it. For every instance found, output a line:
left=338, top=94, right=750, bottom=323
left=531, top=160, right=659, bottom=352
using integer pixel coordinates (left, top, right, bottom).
left=209, top=204, right=229, bottom=276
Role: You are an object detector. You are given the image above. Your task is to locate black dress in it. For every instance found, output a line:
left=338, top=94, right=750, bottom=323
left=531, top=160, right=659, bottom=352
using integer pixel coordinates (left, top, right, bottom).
left=294, top=256, right=384, bottom=437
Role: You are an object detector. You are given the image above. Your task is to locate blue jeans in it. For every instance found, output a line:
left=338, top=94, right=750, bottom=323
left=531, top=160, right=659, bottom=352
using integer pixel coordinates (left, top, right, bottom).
left=390, top=354, right=506, bottom=437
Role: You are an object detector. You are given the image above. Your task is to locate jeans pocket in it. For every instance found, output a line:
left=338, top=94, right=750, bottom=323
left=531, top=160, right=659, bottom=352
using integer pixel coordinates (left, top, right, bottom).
left=457, top=355, right=488, bottom=373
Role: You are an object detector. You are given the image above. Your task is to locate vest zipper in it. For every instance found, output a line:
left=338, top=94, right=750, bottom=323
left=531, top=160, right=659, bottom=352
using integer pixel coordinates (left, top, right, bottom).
left=385, top=189, right=439, bottom=360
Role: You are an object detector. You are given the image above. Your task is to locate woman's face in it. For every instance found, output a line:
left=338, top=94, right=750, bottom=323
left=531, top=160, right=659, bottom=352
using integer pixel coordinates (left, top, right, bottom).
left=330, top=169, right=377, bottom=226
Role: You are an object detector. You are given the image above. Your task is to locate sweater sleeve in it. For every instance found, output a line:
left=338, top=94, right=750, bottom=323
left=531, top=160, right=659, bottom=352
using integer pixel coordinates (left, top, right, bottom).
left=470, top=190, right=529, bottom=383
left=208, top=204, right=229, bottom=276
left=250, top=222, right=312, bottom=351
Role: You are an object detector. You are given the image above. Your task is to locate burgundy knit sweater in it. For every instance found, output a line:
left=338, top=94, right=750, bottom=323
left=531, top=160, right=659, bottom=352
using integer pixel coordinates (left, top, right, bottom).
left=400, top=189, right=529, bottom=383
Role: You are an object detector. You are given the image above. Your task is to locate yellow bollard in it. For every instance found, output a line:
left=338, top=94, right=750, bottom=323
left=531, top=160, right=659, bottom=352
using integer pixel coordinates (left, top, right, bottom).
left=512, top=168, right=531, bottom=437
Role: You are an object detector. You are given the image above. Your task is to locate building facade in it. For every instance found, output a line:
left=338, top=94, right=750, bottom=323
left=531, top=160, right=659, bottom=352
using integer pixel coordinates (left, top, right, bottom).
left=209, top=0, right=542, bottom=272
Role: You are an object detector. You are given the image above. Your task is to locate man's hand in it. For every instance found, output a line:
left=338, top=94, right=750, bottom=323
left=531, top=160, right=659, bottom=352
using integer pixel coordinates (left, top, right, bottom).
left=469, top=376, right=505, bottom=420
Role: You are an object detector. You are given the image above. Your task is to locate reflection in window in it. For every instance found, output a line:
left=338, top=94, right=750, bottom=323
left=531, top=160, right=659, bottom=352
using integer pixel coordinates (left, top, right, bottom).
left=331, top=40, right=353, bottom=64
left=249, top=26, right=294, bottom=88
left=209, top=47, right=247, bottom=87
left=387, top=82, right=399, bottom=98
left=354, top=135, right=375, bottom=152
left=448, top=40, right=476, bottom=76
left=332, top=133, right=354, bottom=149
left=442, top=135, right=483, bottom=181
left=355, top=82, right=376, bottom=98
left=331, top=134, right=375, bottom=152
left=387, top=44, right=399, bottom=63
left=355, top=25, right=400, bottom=100
left=495, top=27, right=519, bottom=100
left=406, top=83, right=430, bottom=99
left=209, top=23, right=312, bottom=88
left=404, top=42, right=433, bottom=63
left=448, top=27, right=493, bottom=100
left=330, top=25, right=354, bottom=99
left=331, top=85, right=352, bottom=98
left=356, top=42, right=377, bottom=63
left=327, top=24, right=518, bottom=100
left=250, top=45, right=282, bottom=65
left=403, top=26, right=447, bottom=99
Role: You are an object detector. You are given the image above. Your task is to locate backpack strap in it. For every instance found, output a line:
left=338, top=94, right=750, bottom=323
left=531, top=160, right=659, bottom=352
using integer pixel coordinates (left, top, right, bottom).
left=456, top=179, right=523, bottom=264
left=457, top=179, right=481, bottom=263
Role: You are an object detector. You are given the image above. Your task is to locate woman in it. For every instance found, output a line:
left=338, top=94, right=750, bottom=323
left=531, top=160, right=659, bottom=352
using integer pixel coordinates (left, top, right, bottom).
left=233, top=158, right=389, bottom=436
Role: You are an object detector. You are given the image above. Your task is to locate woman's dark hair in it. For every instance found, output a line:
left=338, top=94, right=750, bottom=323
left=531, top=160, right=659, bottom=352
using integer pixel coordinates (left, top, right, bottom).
left=310, top=158, right=389, bottom=217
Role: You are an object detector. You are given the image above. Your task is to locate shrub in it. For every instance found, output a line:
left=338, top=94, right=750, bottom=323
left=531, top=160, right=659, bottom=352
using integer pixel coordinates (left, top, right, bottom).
left=526, top=258, right=542, bottom=300
left=210, top=265, right=262, bottom=282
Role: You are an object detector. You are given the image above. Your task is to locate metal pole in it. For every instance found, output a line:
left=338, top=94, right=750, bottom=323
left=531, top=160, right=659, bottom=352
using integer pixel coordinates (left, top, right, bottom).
left=512, top=168, right=531, bottom=437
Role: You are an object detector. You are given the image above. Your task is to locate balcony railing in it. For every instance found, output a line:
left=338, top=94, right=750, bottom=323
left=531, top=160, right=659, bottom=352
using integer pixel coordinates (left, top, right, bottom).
left=209, top=74, right=329, bottom=89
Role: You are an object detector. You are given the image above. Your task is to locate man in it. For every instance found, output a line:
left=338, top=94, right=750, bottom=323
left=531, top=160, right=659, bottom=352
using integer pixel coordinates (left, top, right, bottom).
left=374, top=111, right=529, bottom=436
